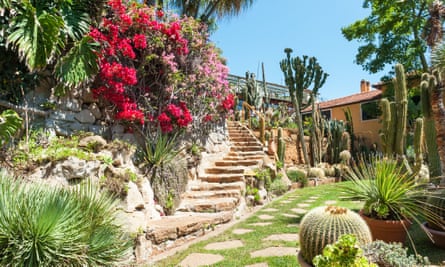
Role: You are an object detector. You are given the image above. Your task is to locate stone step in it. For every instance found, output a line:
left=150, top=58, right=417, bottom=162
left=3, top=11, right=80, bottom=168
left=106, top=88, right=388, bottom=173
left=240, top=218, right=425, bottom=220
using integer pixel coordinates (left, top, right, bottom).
left=182, top=189, right=242, bottom=199
left=177, top=198, right=239, bottom=212
left=227, top=151, right=264, bottom=157
left=200, top=174, right=244, bottom=183
left=230, top=146, right=263, bottom=152
left=205, top=166, right=244, bottom=174
left=146, top=211, right=233, bottom=245
left=231, top=141, right=262, bottom=146
left=230, top=137, right=258, bottom=142
left=189, top=181, right=245, bottom=192
left=223, top=155, right=263, bottom=161
left=214, top=159, right=259, bottom=167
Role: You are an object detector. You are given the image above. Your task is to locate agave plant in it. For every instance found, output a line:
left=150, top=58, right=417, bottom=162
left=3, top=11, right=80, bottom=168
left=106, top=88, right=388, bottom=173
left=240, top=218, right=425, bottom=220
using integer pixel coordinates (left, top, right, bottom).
left=0, top=172, right=132, bottom=266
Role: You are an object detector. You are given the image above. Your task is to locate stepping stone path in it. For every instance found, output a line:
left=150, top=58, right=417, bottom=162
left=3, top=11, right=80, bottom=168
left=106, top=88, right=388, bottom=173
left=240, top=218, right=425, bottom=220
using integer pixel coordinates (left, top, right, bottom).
left=250, top=247, right=297, bottom=258
left=246, top=263, right=268, bottom=267
left=283, top=213, right=299, bottom=218
left=233, top=228, right=253, bottom=235
left=291, top=208, right=307, bottom=214
left=297, top=203, right=310, bottom=208
left=263, top=234, right=299, bottom=242
left=280, top=200, right=292, bottom=204
left=179, top=253, right=224, bottom=267
left=324, top=200, right=337, bottom=205
left=258, top=214, right=274, bottom=220
left=287, top=223, right=300, bottom=228
left=204, top=240, right=243, bottom=250
left=250, top=222, right=273, bottom=227
left=262, top=208, right=278, bottom=212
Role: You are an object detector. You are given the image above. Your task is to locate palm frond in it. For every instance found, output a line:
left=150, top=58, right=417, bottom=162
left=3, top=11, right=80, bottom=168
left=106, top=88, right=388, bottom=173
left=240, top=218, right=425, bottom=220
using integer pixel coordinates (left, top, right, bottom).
left=0, top=0, right=11, bottom=9
left=55, top=36, right=99, bottom=92
left=0, top=109, right=22, bottom=147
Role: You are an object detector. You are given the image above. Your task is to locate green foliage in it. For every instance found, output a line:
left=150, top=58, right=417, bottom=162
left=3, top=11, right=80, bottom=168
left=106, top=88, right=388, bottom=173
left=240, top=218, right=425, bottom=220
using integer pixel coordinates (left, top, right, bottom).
left=299, top=206, right=372, bottom=265
left=142, top=132, right=182, bottom=170
left=342, top=155, right=443, bottom=232
left=341, top=0, right=430, bottom=73
left=0, top=109, right=22, bottom=148
left=12, top=131, right=92, bottom=166
left=0, top=173, right=132, bottom=266
left=425, top=189, right=445, bottom=230
left=286, top=169, right=308, bottom=185
left=313, top=234, right=376, bottom=267
left=268, top=177, right=288, bottom=196
left=326, top=120, right=349, bottom=164
left=363, top=240, right=430, bottom=267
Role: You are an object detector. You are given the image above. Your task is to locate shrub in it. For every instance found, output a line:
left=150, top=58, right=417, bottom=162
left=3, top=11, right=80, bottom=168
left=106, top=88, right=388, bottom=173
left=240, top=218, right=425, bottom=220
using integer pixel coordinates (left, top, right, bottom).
left=313, top=234, right=376, bottom=267
left=286, top=169, right=307, bottom=183
left=363, top=240, right=430, bottom=267
left=269, top=178, right=288, bottom=196
left=0, top=172, right=131, bottom=266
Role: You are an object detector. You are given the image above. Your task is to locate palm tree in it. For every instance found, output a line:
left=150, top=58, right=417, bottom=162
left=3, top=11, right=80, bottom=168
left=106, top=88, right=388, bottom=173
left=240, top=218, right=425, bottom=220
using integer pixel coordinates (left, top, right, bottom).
left=156, top=0, right=256, bottom=26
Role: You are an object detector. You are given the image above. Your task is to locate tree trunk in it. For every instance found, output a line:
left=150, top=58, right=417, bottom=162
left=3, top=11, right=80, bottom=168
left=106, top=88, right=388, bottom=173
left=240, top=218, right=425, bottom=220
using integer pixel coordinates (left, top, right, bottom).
left=431, top=85, right=445, bottom=185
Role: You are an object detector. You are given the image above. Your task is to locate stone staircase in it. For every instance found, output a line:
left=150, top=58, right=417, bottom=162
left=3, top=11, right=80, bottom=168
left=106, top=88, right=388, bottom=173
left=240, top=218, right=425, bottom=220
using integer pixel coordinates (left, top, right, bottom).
left=177, top=120, right=264, bottom=213
left=139, top=121, right=266, bottom=262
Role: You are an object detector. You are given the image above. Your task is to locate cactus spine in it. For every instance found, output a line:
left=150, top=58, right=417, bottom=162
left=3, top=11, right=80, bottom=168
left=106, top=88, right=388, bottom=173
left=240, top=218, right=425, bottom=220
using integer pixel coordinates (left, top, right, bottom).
left=380, top=64, right=408, bottom=156
left=420, top=74, right=441, bottom=177
left=299, top=206, right=372, bottom=265
left=277, top=127, right=285, bottom=162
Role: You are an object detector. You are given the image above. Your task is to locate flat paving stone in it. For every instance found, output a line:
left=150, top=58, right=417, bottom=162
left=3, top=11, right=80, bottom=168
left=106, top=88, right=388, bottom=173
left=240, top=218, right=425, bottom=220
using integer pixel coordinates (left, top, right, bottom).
left=258, top=214, right=274, bottom=220
left=280, top=200, right=292, bottom=204
left=282, top=213, right=299, bottom=218
left=204, top=240, right=243, bottom=250
left=250, top=222, right=272, bottom=227
left=297, top=203, right=310, bottom=208
left=263, top=233, right=299, bottom=242
left=324, top=200, right=337, bottom=205
left=262, top=208, right=278, bottom=212
left=245, top=263, right=268, bottom=267
left=291, top=208, right=307, bottom=214
left=250, top=246, right=297, bottom=258
left=304, top=199, right=316, bottom=203
left=287, top=223, right=300, bottom=228
left=233, top=228, right=253, bottom=235
left=179, top=253, right=224, bottom=267
left=309, top=196, right=319, bottom=199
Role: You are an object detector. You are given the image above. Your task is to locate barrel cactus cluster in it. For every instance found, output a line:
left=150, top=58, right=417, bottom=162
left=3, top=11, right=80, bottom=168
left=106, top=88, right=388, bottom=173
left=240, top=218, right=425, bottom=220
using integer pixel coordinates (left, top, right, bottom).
left=299, top=205, right=373, bottom=264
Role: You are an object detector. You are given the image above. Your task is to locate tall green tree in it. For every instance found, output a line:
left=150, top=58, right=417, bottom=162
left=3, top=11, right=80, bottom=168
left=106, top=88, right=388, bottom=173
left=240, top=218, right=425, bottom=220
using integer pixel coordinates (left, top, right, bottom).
left=151, top=0, right=256, bottom=27
left=342, top=0, right=432, bottom=74
left=280, top=48, right=328, bottom=168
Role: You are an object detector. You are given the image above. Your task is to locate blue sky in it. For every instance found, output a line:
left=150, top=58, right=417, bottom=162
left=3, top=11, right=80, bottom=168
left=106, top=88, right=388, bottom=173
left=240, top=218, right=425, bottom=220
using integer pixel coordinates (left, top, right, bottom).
left=210, top=0, right=392, bottom=101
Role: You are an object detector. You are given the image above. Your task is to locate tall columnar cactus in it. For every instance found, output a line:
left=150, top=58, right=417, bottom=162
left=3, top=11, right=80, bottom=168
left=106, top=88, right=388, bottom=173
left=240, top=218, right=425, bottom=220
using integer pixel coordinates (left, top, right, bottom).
left=413, top=117, right=424, bottom=175
left=420, top=73, right=441, bottom=177
left=280, top=48, right=328, bottom=169
left=244, top=71, right=263, bottom=110
left=326, top=120, right=348, bottom=164
left=380, top=63, right=408, bottom=156
left=310, top=102, right=325, bottom=166
left=277, top=127, right=286, bottom=163
left=259, top=116, right=265, bottom=145
left=261, top=62, right=270, bottom=110
left=299, top=206, right=372, bottom=265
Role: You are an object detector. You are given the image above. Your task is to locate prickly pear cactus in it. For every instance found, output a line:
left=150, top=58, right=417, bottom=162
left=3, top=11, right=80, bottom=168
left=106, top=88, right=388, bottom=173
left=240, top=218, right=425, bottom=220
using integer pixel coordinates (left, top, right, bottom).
left=299, top=206, right=372, bottom=265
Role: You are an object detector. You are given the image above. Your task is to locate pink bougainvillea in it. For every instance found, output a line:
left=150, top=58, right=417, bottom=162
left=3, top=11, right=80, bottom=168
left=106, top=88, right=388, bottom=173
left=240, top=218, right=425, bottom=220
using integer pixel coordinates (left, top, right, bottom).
left=91, top=0, right=233, bottom=134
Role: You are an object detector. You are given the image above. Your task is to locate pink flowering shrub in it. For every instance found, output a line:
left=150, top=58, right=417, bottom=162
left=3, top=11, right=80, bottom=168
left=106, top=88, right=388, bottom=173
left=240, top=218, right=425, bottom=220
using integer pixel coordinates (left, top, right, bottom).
left=90, top=0, right=233, bottom=135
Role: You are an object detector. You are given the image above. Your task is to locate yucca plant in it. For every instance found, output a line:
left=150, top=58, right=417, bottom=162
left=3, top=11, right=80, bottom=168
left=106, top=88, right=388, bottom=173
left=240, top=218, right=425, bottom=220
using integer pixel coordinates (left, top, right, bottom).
left=341, top=155, right=444, bottom=244
left=0, top=171, right=132, bottom=266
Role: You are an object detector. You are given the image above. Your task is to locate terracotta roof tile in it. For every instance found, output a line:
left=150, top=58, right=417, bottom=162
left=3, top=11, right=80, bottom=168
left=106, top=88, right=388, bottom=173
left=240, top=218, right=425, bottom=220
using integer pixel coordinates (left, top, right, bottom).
left=303, top=90, right=382, bottom=112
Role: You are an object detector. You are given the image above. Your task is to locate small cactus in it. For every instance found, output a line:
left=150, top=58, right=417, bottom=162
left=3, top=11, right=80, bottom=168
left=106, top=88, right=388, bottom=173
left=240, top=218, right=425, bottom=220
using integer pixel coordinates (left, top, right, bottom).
left=299, top=206, right=372, bottom=265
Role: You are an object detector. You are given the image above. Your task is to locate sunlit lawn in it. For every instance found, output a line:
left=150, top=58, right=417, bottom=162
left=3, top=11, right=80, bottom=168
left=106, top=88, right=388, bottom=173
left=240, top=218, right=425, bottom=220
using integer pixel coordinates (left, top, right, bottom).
left=153, top=182, right=445, bottom=267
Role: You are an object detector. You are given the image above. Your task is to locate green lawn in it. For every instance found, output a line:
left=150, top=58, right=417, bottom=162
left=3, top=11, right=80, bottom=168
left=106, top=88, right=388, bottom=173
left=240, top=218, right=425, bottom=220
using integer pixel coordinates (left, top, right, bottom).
left=153, top=182, right=445, bottom=267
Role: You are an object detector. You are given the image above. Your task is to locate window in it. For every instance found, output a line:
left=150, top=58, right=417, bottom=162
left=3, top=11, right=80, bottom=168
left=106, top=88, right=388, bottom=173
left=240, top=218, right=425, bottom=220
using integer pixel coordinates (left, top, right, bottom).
left=361, top=101, right=381, bottom=121
left=321, top=110, right=331, bottom=120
